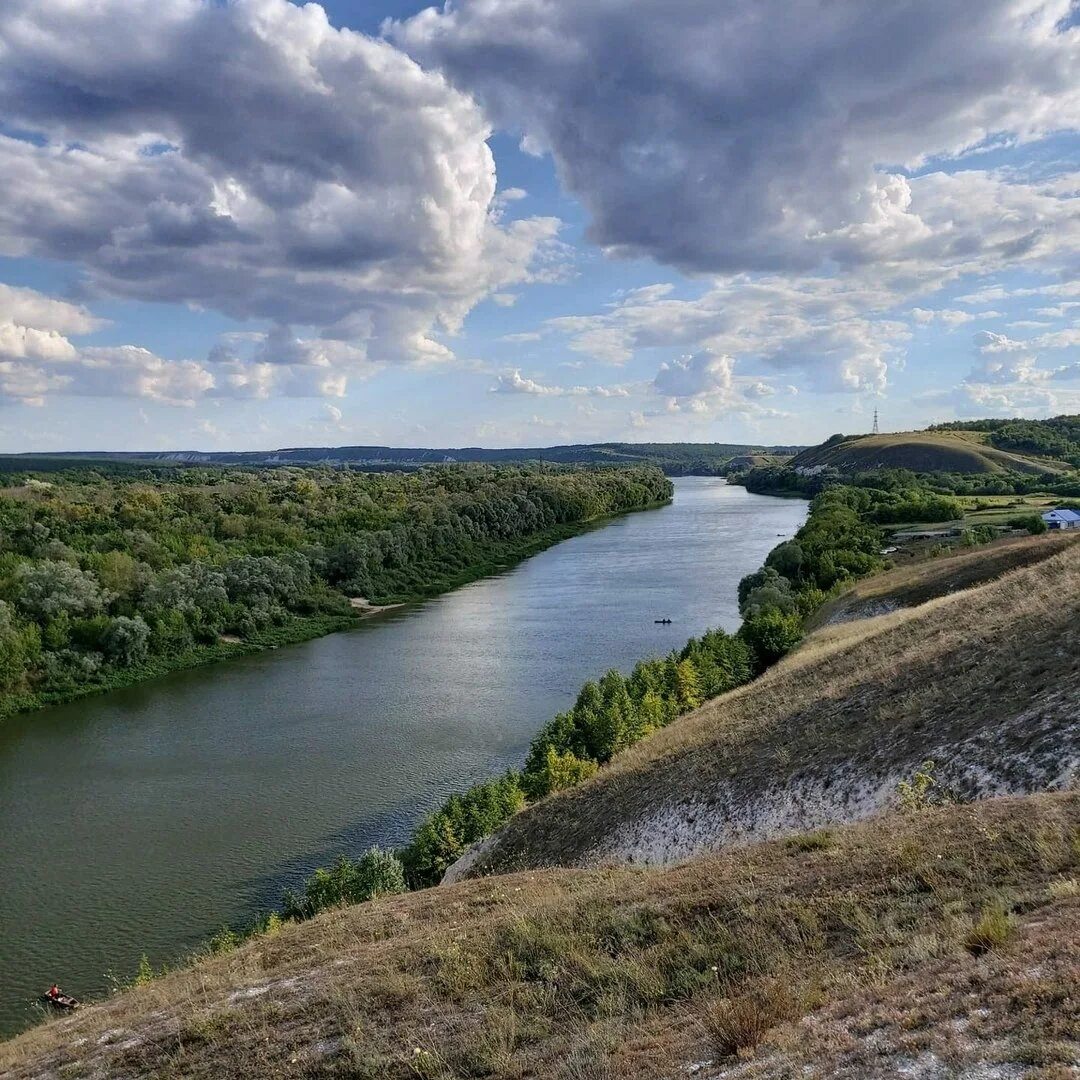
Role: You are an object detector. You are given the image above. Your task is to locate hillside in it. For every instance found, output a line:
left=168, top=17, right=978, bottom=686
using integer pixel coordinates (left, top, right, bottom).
left=451, top=533, right=1080, bottom=878
left=3, top=793, right=1077, bottom=1079
left=789, top=430, right=1072, bottom=475
left=4, top=533, right=1080, bottom=1078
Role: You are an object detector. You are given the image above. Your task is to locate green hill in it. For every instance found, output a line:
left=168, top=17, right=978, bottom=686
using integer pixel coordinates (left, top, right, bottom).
left=789, top=430, right=1072, bottom=475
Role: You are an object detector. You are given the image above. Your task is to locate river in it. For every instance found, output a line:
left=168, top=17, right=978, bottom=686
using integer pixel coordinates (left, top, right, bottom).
left=0, top=478, right=806, bottom=1035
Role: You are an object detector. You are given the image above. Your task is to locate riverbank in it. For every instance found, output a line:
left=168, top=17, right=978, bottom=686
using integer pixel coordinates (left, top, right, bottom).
left=0, top=478, right=799, bottom=1038
left=0, top=501, right=669, bottom=723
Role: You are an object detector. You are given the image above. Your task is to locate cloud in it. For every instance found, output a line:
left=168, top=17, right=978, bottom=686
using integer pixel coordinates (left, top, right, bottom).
left=0, top=282, right=365, bottom=406
left=0, top=0, right=561, bottom=372
left=653, top=352, right=733, bottom=399
left=394, top=0, right=1080, bottom=277
left=490, top=369, right=629, bottom=397
left=544, top=275, right=908, bottom=394
left=910, top=307, right=1001, bottom=327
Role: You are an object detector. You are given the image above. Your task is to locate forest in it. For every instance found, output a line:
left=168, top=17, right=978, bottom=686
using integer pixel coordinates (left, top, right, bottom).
left=744, top=460, right=1080, bottom=500
left=0, top=463, right=672, bottom=717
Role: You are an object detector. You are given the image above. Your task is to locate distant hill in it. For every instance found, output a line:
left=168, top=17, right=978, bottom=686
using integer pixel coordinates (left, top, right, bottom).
left=788, top=429, right=1073, bottom=475
left=0, top=442, right=803, bottom=477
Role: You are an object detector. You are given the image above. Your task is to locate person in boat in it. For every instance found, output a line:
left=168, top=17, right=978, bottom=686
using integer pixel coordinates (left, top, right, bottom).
left=47, top=984, right=61, bottom=1000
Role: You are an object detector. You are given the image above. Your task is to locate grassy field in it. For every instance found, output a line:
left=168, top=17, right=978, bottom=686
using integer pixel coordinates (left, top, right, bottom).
left=878, top=493, right=1068, bottom=542
left=790, top=430, right=1073, bottom=475
left=458, top=533, right=1079, bottom=877
left=2, top=793, right=1077, bottom=1079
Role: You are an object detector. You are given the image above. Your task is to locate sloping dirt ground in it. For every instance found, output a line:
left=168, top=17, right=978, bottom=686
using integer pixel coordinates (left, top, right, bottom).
left=2, top=794, right=1078, bottom=1079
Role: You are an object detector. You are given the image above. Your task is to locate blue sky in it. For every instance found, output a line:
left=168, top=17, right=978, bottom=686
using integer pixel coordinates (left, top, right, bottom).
left=0, top=0, right=1077, bottom=452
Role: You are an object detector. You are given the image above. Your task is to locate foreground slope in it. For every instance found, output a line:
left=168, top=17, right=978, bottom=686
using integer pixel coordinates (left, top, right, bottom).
left=789, top=430, right=1071, bottom=474
left=456, top=536, right=1080, bottom=878
left=2, top=794, right=1077, bottom=1079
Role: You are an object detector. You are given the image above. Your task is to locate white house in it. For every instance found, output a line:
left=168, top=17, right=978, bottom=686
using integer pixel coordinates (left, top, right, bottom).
left=1042, top=508, right=1080, bottom=530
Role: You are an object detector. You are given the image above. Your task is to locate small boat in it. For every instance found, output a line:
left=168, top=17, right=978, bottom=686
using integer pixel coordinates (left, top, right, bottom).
left=654, top=618, right=673, bottom=625
left=41, top=991, right=80, bottom=1012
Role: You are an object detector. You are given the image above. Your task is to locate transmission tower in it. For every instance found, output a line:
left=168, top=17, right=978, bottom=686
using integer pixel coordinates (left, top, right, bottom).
left=872, top=408, right=880, bottom=435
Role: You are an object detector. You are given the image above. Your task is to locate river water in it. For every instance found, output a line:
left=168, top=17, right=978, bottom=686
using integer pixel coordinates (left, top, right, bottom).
left=0, top=478, right=805, bottom=1035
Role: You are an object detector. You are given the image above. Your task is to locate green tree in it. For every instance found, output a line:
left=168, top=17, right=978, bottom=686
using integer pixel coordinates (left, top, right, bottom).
left=740, top=610, right=803, bottom=670
left=282, top=846, right=407, bottom=920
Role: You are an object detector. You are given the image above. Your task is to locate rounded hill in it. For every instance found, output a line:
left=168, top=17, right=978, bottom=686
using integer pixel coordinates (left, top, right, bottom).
left=789, top=431, right=1068, bottom=475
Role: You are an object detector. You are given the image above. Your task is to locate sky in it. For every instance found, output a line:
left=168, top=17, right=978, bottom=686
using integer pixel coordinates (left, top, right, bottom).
left=0, top=1, right=1078, bottom=452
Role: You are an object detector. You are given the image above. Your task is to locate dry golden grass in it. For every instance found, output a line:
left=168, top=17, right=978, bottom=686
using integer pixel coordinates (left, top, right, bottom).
left=790, top=430, right=1073, bottom=474
left=2, top=793, right=1078, bottom=1079
left=463, top=538, right=1080, bottom=876
left=810, top=531, right=1079, bottom=628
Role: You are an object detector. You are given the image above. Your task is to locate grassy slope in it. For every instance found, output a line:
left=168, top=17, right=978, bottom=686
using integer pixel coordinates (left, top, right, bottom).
left=2, top=794, right=1077, bottom=1079
left=810, top=531, right=1080, bottom=626
left=789, top=430, right=1072, bottom=475
left=458, top=534, right=1080, bottom=877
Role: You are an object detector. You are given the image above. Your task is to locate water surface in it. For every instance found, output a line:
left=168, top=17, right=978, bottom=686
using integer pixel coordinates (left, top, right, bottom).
left=0, top=478, right=805, bottom=1035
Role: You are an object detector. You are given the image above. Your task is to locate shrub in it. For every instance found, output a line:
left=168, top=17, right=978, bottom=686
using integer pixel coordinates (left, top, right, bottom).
left=897, top=760, right=938, bottom=812
left=525, top=747, right=599, bottom=799
left=1007, top=513, right=1047, bottom=535
left=705, top=980, right=800, bottom=1058
left=101, top=615, right=151, bottom=666
left=14, top=560, right=106, bottom=621
left=739, top=610, right=803, bottom=670
left=283, top=846, right=407, bottom=920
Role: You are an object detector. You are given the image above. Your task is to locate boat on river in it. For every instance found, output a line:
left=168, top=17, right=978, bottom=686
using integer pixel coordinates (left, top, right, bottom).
left=41, top=990, right=80, bottom=1012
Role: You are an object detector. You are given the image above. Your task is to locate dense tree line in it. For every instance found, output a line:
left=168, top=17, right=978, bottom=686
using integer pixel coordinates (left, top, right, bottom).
left=745, top=461, right=1080, bottom=501
left=3, top=441, right=805, bottom=476
left=0, top=463, right=671, bottom=716
left=931, top=415, right=1080, bottom=467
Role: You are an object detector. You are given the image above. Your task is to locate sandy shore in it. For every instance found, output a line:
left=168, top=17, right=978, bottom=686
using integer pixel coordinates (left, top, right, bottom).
left=348, top=597, right=405, bottom=617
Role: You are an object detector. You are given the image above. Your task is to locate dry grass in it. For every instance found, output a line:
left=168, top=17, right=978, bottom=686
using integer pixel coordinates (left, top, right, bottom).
left=789, top=430, right=1073, bottom=474
left=811, top=531, right=1079, bottom=628
left=462, top=539, right=1080, bottom=876
left=704, top=980, right=801, bottom=1058
left=2, top=793, right=1078, bottom=1079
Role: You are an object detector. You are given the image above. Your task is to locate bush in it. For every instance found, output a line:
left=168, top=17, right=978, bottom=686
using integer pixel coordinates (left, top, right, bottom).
left=282, top=846, right=406, bottom=920
left=14, top=560, right=106, bottom=621
left=705, top=980, right=800, bottom=1058
left=897, top=760, right=938, bottom=812
left=739, top=610, right=803, bottom=670
left=1007, top=513, right=1047, bottom=535
left=100, top=616, right=151, bottom=666
left=525, top=746, right=599, bottom=799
